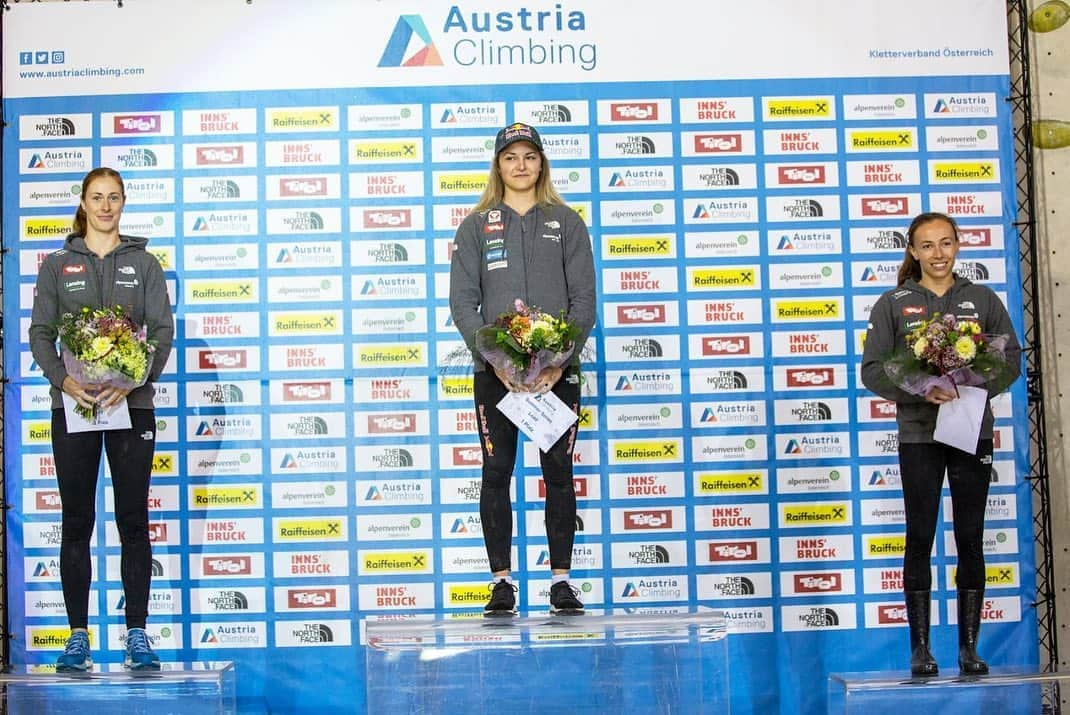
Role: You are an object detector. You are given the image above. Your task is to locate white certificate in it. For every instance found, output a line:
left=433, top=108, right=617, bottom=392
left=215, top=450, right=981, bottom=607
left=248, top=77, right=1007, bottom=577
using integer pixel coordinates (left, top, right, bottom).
left=933, top=385, right=988, bottom=453
left=61, top=393, right=133, bottom=433
left=496, top=390, right=578, bottom=453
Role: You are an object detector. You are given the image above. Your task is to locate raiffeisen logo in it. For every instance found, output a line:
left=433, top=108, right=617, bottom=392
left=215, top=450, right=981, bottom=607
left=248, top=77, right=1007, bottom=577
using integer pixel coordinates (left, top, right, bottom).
left=382, top=6, right=598, bottom=72
left=379, top=15, right=444, bottom=66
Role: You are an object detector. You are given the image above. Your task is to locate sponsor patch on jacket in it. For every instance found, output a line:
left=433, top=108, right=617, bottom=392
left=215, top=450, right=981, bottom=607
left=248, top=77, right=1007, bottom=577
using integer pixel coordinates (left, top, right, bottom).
left=486, top=247, right=507, bottom=271
left=542, top=232, right=561, bottom=243
left=544, top=220, right=561, bottom=229
left=116, top=278, right=140, bottom=288
left=483, top=222, right=504, bottom=234
left=118, top=265, right=136, bottom=275
left=64, top=279, right=87, bottom=292
left=902, top=305, right=925, bottom=316
left=63, top=264, right=85, bottom=274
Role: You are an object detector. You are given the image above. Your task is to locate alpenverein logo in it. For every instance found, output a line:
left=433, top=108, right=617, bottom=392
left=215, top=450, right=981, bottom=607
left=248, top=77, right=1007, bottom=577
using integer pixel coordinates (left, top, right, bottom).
left=866, top=534, right=906, bottom=557
left=379, top=15, right=444, bottom=67
left=192, top=486, right=261, bottom=509
left=276, top=518, right=345, bottom=541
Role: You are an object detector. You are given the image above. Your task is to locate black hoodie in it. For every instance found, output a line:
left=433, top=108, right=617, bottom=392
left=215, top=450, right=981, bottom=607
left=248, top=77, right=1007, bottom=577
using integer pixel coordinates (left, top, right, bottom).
left=29, top=233, right=174, bottom=410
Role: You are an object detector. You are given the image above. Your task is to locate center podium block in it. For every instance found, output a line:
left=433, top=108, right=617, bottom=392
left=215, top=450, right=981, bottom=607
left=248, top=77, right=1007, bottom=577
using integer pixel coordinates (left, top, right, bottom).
left=364, top=608, right=729, bottom=713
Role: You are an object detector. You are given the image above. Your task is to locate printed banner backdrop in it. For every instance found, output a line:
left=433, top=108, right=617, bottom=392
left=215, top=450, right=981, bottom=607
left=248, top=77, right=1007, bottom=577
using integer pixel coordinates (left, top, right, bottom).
left=2, top=1, right=1035, bottom=712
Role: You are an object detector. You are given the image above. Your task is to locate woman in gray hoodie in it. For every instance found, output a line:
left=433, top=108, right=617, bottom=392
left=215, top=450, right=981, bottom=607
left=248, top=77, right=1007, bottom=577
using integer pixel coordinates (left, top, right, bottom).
left=861, top=211, right=1020, bottom=677
left=30, top=167, right=174, bottom=671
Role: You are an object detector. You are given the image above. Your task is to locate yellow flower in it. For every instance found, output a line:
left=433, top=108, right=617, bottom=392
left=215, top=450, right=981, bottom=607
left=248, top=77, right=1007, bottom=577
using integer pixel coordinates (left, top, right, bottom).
left=913, top=337, right=928, bottom=358
left=954, top=336, right=977, bottom=361
left=89, top=336, right=114, bottom=359
left=956, top=320, right=981, bottom=335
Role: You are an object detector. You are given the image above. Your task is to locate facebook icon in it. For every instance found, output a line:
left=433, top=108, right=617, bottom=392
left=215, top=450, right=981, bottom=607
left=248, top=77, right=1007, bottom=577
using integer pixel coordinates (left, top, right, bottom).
left=19, top=51, right=32, bottom=65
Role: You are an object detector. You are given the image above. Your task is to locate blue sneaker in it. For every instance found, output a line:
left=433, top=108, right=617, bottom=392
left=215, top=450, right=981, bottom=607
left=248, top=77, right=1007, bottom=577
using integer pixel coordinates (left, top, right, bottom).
left=56, top=630, right=92, bottom=672
left=123, top=628, right=160, bottom=671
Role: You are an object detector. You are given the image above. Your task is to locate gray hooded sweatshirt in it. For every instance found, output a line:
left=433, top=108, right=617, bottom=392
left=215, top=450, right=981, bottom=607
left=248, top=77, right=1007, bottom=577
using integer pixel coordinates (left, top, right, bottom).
left=449, top=202, right=596, bottom=371
left=860, top=275, right=1021, bottom=443
left=29, top=233, right=175, bottom=410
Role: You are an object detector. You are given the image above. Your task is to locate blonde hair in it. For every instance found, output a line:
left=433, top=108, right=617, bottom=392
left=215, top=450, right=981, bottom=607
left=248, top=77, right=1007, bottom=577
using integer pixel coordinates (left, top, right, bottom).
left=896, top=212, right=959, bottom=286
left=72, top=167, right=125, bottom=236
left=471, top=147, right=566, bottom=213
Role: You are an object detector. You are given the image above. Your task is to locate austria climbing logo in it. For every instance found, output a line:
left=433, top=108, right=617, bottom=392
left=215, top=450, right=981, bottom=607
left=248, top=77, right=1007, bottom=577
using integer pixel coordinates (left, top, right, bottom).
left=379, top=15, right=443, bottom=67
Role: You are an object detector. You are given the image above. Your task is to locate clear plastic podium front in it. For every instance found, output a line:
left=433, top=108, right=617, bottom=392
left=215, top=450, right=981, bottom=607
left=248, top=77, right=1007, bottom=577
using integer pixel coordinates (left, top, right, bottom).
left=0, top=661, right=236, bottom=715
left=365, top=608, right=729, bottom=714
left=828, top=667, right=1067, bottom=714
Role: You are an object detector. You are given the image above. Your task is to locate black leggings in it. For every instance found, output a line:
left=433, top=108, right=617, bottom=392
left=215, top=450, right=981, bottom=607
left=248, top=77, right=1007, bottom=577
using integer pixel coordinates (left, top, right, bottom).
left=474, top=367, right=581, bottom=573
left=898, top=439, right=993, bottom=592
left=51, top=408, right=156, bottom=629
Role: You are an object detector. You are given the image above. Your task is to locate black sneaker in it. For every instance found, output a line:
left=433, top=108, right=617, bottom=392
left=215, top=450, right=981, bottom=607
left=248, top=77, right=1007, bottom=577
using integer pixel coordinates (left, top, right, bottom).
left=484, top=580, right=518, bottom=617
left=549, top=581, right=584, bottom=614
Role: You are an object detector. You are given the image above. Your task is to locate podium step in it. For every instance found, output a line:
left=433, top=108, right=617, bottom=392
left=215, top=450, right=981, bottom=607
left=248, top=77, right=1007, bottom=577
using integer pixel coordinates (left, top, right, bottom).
left=828, top=667, right=1067, bottom=714
left=365, top=608, right=729, bottom=714
left=0, top=662, right=236, bottom=715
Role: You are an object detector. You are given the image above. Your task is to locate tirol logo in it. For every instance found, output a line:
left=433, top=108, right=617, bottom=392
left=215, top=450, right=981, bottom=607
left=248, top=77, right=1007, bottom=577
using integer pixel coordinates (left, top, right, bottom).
left=114, top=115, right=161, bottom=134
left=452, top=446, right=482, bottom=466
left=862, top=197, right=909, bottom=216
left=611, top=103, right=658, bottom=121
left=148, top=523, right=168, bottom=542
left=363, top=209, right=412, bottom=228
left=624, top=510, right=672, bottom=530
left=786, top=368, right=835, bottom=387
left=36, top=491, right=62, bottom=510
left=778, top=166, right=825, bottom=184
left=694, top=134, right=742, bottom=153
left=616, top=305, right=665, bottom=324
left=702, top=336, right=750, bottom=356
left=367, top=414, right=415, bottom=434
left=288, top=588, right=337, bottom=609
left=284, top=382, right=332, bottom=402
left=280, top=178, right=327, bottom=197
left=708, top=541, right=757, bottom=562
left=959, top=227, right=992, bottom=247
left=794, top=573, right=842, bottom=593
left=379, top=15, right=444, bottom=67
left=878, top=604, right=908, bottom=624
left=197, top=146, right=244, bottom=165
left=538, top=477, right=588, bottom=499
left=870, top=400, right=896, bottom=419
left=203, top=556, right=252, bottom=576
left=198, top=350, right=248, bottom=370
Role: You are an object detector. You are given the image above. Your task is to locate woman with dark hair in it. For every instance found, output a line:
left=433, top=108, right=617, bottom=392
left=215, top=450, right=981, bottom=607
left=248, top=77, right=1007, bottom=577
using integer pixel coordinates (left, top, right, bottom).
left=861, top=212, right=1020, bottom=676
left=449, top=123, right=596, bottom=616
left=29, top=167, right=174, bottom=671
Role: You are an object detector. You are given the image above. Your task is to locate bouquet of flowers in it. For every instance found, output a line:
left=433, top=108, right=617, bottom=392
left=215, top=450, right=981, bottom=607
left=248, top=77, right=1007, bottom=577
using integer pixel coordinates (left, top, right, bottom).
left=58, top=305, right=156, bottom=419
left=883, top=312, right=1015, bottom=398
left=475, top=299, right=581, bottom=387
